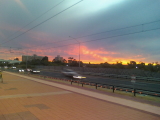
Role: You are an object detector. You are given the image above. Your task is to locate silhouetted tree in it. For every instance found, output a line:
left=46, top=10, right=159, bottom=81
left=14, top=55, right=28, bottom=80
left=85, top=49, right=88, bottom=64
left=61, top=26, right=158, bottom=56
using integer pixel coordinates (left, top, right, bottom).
left=100, top=62, right=110, bottom=68
left=41, top=56, right=48, bottom=61
left=63, top=59, right=67, bottom=63
left=14, top=58, right=19, bottom=61
left=41, top=56, right=49, bottom=65
left=115, top=61, right=124, bottom=69
left=127, top=61, right=136, bottom=69
left=137, top=62, right=145, bottom=69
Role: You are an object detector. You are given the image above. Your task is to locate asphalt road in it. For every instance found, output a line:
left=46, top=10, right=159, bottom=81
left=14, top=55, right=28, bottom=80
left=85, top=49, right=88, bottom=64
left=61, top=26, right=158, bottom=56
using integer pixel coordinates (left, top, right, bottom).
left=5, top=68, right=160, bottom=93
left=38, top=70, right=160, bottom=93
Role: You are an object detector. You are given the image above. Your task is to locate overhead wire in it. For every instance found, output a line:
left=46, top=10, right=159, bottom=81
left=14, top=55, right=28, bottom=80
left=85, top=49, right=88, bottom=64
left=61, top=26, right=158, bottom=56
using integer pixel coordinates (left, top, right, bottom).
left=0, top=0, right=65, bottom=43
left=22, top=25, right=160, bottom=52
left=7, top=25, right=160, bottom=59
left=1, top=0, right=159, bottom=51
left=2, top=19, right=160, bottom=55
left=1, top=0, right=159, bottom=56
left=0, top=0, right=83, bottom=45
left=21, top=19, right=160, bottom=50
left=22, top=19, right=160, bottom=49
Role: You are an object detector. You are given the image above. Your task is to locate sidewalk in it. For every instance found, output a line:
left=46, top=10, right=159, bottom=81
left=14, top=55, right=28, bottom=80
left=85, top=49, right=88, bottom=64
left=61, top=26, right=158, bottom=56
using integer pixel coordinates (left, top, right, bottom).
left=0, top=72, right=160, bottom=120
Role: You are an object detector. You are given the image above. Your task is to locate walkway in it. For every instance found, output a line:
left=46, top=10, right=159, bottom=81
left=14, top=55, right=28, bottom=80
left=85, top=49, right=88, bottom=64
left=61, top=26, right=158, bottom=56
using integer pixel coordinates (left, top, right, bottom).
left=0, top=71, right=160, bottom=120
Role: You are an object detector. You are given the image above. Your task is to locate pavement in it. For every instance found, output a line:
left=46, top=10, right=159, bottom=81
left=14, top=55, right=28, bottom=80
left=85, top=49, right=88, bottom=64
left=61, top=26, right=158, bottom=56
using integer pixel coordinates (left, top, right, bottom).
left=0, top=71, right=160, bottom=120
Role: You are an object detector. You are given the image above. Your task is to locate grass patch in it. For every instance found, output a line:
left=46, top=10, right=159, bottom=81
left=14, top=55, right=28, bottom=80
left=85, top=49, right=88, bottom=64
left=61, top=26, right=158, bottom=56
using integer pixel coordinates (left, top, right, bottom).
left=136, top=94, right=160, bottom=102
left=97, top=87, right=160, bottom=102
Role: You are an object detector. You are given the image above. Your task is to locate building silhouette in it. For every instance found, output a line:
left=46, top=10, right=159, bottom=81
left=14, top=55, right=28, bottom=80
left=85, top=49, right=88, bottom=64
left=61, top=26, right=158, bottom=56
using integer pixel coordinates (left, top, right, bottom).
left=22, top=54, right=44, bottom=62
left=54, top=55, right=64, bottom=62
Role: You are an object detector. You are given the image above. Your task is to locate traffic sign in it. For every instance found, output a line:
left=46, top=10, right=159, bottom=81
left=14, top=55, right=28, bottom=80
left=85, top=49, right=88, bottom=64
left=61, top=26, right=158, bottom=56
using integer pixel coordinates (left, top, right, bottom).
left=131, top=75, right=136, bottom=83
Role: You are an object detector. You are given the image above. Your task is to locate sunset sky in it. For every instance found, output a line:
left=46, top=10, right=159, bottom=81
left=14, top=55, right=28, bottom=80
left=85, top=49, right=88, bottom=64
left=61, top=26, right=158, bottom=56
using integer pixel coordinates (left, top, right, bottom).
left=0, top=0, right=160, bottom=64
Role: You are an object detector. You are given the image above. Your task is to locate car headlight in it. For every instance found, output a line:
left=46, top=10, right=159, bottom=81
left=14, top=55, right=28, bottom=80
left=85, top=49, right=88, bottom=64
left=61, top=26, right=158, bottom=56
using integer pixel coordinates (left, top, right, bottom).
left=81, top=77, right=86, bottom=78
left=73, top=76, right=86, bottom=79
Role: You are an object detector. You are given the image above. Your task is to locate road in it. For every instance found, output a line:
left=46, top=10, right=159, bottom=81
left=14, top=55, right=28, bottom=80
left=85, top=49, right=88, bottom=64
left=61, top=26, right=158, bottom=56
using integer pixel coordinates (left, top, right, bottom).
left=5, top=68, right=160, bottom=93
left=39, top=70, right=160, bottom=93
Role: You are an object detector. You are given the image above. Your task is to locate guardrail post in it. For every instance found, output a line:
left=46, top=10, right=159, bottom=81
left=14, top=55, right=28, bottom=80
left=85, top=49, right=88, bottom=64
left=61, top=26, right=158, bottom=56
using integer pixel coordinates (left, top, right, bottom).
left=71, top=80, right=73, bottom=85
left=82, top=83, right=83, bottom=87
left=113, top=86, right=115, bottom=93
left=95, top=83, right=97, bottom=89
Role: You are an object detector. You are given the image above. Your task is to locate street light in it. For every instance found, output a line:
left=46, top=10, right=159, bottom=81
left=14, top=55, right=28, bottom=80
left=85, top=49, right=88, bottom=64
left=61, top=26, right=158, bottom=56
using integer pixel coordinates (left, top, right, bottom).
left=26, top=55, right=28, bottom=69
left=69, top=36, right=80, bottom=67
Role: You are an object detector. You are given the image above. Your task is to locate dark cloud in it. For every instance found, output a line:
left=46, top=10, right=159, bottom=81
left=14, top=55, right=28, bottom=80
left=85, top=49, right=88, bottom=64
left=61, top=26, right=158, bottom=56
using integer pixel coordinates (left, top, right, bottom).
left=0, top=0, right=160, bottom=64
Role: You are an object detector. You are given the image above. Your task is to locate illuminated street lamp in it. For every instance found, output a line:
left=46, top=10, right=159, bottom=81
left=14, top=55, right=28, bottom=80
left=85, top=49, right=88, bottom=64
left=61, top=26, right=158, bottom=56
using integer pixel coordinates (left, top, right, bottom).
left=69, top=36, right=80, bottom=67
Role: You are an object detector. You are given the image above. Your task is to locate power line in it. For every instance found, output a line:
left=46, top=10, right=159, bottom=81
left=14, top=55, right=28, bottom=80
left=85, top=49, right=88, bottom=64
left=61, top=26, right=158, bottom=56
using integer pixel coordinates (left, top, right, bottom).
left=14, top=26, right=158, bottom=55
left=0, top=0, right=65, bottom=43
left=0, top=0, right=83, bottom=45
left=2, top=20, right=160, bottom=54
left=0, top=46, right=21, bottom=49
left=22, top=19, right=160, bottom=49
left=34, top=27, right=160, bottom=51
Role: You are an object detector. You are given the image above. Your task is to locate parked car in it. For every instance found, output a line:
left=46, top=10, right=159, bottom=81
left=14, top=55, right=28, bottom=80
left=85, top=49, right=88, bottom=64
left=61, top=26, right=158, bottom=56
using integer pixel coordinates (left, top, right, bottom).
left=61, top=69, right=86, bottom=79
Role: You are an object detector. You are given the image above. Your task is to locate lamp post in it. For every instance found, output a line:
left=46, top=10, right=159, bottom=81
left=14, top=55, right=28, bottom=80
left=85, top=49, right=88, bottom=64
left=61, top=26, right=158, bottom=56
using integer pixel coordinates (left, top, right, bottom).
left=25, top=51, right=29, bottom=69
left=26, top=55, right=28, bottom=69
left=69, top=36, right=80, bottom=67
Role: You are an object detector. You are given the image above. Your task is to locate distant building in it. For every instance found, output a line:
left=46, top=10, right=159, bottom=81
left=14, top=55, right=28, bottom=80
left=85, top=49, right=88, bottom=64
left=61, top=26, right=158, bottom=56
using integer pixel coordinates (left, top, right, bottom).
left=54, top=55, right=64, bottom=62
left=0, top=59, right=21, bottom=64
left=22, top=54, right=44, bottom=62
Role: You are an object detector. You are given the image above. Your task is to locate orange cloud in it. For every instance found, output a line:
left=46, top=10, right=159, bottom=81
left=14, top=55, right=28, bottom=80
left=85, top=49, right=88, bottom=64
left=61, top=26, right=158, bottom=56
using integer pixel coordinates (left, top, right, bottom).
left=3, top=38, right=148, bottom=64
left=80, top=46, right=115, bottom=63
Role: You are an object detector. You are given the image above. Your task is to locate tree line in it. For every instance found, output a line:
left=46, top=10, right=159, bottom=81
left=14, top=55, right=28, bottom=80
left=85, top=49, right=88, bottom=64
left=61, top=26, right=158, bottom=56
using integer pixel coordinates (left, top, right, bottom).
left=1, top=56, right=160, bottom=73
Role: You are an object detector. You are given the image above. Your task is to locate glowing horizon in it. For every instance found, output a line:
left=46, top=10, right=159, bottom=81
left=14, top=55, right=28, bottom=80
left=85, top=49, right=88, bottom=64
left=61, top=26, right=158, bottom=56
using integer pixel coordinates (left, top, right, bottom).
left=0, top=44, right=152, bottom=65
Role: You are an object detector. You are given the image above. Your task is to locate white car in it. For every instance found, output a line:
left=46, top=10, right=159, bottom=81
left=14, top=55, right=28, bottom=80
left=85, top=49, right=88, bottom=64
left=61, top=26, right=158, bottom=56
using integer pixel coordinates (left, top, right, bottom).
left=18, top=69, right=24, bottom=72
left=62, top=69, right=86, bottom=79
left=26, top=68, right=32, bottom=72
left=12, top=66, right=16, bottom=69
left=4, top=66, right=8, bottom=69
left=30, top=69, right=40, bottom=74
